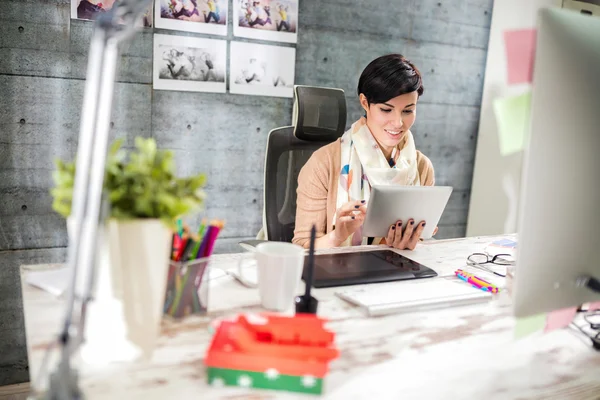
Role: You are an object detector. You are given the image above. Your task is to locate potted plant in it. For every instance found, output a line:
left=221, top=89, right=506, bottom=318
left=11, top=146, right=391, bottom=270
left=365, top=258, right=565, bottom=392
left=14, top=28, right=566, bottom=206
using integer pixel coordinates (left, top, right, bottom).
left=51, top=137, right=206, bottom=361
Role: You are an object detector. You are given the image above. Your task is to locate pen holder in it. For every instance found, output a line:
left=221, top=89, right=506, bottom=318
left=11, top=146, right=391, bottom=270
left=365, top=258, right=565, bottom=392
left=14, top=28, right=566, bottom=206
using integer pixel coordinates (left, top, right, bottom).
left=164, top=257, right=210, bottom=318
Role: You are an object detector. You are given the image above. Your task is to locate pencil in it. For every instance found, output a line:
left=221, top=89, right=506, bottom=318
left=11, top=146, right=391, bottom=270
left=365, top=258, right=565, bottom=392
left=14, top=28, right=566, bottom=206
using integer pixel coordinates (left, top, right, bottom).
left=204, top=226, right=220, bottom=257
left=190, top=219, right=207, bottom=260
left=176, top=219, right=183, bottom=237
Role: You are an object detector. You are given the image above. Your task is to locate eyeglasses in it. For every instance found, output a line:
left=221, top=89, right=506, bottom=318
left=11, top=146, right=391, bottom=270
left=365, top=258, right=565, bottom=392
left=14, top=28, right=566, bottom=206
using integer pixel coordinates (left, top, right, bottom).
left=466, top=252, right=515, bottom=277
left=570, top=310, right=600, bottom=351
left=584, top=310, right=600, bottom=330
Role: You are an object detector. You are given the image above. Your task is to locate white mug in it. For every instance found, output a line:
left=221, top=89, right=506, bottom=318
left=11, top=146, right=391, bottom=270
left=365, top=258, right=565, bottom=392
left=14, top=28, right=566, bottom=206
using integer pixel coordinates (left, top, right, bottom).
left=237, top=242, right=305, bottom=311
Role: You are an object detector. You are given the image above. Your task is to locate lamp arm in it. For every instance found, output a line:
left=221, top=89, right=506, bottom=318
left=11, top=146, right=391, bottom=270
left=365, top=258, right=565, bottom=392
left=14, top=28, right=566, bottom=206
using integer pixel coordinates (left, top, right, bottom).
left=38, top=2, right=152, bottom=399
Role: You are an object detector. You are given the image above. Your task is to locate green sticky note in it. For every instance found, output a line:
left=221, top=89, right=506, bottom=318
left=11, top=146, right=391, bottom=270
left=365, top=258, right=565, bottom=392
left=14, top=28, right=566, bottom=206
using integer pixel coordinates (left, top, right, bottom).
left=515, top=313, right=546, bottom=338
left=493, top=91, right=532, bottom=156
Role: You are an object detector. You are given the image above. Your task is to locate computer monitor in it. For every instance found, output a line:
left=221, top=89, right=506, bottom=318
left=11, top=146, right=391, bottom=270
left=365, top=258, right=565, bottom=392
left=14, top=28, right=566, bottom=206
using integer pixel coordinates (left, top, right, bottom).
left=513, top=8, right=600, bottom=318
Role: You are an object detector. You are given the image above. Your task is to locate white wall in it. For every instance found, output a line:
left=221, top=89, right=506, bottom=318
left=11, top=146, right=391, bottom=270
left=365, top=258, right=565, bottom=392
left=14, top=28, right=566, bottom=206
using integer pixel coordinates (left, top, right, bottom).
left=466, top=0, right=562, bottom=237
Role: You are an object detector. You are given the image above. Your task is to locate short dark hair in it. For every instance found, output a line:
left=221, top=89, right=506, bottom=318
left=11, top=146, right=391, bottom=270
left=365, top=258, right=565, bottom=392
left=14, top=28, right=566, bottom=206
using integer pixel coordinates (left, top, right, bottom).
left=357, top=54, right=424, bottom=104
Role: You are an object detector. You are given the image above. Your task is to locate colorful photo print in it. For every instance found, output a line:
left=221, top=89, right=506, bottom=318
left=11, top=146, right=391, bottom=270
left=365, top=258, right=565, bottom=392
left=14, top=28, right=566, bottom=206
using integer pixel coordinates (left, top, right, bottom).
left=155, top=0, right=227, bottom=35
left=72, top=0, right=153, bottom=27
left=233, top=0, right=298, bottom=43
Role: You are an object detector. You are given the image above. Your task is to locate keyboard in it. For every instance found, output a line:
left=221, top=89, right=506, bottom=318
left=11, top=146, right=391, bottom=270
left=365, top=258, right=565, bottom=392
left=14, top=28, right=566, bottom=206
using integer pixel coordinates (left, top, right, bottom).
left=335, top=278, right=492, bottom=317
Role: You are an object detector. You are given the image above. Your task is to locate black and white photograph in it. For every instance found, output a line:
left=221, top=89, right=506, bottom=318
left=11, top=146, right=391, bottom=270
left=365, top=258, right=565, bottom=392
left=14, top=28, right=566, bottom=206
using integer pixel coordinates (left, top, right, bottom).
left=71, top=0, right=153, bottom=26
left=229, top=41, right=295, bottom=98
left=155, top=0, right=227, bottom=35
left=153, top=34, right=226, bottom=93
left=233, top=0, right=298, bottom=43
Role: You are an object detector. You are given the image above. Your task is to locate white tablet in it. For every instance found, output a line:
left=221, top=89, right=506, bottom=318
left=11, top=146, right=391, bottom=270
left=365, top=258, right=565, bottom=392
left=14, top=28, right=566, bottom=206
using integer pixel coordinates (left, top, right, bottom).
left=362, top=185, right=453, bottom=239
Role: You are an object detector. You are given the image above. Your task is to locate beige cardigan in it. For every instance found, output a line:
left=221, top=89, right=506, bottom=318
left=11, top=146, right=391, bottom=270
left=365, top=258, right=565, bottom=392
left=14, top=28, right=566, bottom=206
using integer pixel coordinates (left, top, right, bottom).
left=292, top=138, right=435, bottom=248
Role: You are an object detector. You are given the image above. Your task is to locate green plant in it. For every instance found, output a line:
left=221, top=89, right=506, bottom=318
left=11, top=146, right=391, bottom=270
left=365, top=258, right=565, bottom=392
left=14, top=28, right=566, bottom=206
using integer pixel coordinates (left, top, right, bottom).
left=51, top=137, right=206, bottom=226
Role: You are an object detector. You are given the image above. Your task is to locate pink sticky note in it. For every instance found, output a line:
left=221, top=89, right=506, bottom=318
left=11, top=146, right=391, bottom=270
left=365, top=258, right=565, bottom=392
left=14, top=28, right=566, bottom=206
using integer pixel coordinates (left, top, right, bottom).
left=589, top=302, right=600, bottom=311
left=544, top=307, right=577, bottom=332
left=504, top=29, right=537, bottom=85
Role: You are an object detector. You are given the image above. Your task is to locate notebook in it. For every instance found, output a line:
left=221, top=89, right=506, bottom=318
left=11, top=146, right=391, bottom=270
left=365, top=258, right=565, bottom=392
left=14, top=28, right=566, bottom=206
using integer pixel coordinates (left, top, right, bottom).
left=485, top=238, right=518, bottom=258
left=335, top=278, right=492, bottom=317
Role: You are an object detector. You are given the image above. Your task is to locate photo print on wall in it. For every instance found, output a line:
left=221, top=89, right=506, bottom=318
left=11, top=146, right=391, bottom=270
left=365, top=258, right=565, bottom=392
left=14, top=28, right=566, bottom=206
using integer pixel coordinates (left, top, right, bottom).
left=71, top=0, right=153, bottom=26
left=155, top=0, right=228, bottom=35
left=233, top=0, right=298, bottom=43
left=153, top=34, right=227, bottom=93
left=229, top=41, right=296, bottom=98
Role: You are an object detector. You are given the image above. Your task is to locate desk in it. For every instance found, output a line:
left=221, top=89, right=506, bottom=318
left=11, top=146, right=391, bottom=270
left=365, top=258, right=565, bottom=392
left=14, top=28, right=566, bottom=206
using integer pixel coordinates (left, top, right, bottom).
left=20, top=235, right=600, bottom=399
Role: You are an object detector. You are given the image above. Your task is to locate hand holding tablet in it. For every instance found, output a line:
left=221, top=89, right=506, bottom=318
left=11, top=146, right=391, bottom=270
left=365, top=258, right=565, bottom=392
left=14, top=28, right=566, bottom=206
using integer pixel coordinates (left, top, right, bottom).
left=363, top=185, right=453, bottom=242
left=385, top=218, right=428, bottom=250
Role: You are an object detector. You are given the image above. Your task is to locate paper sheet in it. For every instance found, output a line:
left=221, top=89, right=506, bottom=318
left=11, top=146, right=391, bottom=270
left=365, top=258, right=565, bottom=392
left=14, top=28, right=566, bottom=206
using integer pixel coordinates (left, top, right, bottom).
left=25, top=267, right=70, bottom=297
left=544, top=307, right=577, bottom=332
left=515, top=313, right=546, bottom=338
left=504, top=29, right=537, bottom=85
left=493, top=91, right=531, bottom=156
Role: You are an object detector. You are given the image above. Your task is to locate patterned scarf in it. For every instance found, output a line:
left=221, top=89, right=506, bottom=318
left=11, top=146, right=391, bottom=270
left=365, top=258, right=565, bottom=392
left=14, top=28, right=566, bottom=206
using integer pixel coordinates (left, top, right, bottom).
left=335, top=117, right=420, bottom=246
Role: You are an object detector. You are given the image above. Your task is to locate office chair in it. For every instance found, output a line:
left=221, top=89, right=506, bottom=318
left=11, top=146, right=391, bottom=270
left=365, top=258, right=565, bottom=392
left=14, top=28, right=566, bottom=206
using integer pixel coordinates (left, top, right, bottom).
left=245, top=85, right=347, bottom=248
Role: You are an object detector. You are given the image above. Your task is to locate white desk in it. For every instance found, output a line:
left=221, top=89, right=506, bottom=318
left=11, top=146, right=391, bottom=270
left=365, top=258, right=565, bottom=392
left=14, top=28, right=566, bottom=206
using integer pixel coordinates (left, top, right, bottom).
left=20, top=235, right=600, bottom=399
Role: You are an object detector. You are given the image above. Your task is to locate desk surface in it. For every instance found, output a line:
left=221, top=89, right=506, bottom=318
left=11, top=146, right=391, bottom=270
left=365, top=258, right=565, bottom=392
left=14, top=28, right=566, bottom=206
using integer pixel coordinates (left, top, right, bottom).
left=20, top=235, right=600, bottom=399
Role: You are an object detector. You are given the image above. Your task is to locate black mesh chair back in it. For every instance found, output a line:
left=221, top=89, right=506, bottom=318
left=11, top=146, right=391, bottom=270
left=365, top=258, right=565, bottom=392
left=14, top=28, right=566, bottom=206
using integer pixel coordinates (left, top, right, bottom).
left=264, top=85, right=347, bottom=242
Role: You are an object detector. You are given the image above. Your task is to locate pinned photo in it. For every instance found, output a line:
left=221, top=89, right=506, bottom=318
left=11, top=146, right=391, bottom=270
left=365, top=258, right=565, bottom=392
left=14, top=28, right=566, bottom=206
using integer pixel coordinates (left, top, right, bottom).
left=155, top=0, right=228, bottom=35
left=153, top=34, right=227, bottom=93
left=233, top=0, right=298, bottom=43
left=230, top=41, right=295, bottom=98
left=71, top=0, right=153, bottom=27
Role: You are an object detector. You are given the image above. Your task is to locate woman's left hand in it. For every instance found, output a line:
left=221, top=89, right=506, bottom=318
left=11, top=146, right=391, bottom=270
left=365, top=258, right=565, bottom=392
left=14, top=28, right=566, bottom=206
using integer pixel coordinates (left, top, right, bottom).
left=385, top=219, right=426, bottom=250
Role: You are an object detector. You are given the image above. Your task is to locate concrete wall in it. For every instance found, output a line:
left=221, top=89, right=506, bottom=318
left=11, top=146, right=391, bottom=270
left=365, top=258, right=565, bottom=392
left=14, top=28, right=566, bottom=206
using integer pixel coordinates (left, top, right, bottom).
left=0, top=0, right=493, bottom=385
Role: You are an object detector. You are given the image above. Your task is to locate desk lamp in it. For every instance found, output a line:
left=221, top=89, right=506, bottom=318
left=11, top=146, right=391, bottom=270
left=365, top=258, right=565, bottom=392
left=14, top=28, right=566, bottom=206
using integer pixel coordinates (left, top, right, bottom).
left=31, top=2, right=151, bottom=398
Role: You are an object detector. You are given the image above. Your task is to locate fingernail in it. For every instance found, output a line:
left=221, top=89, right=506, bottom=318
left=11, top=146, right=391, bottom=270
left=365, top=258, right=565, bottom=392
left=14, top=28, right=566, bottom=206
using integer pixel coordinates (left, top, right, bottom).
left=361, top=200, right=366, bottom=203
left=352, top=216, right=355, bottom=220
left=410, top=221, right=414, bottom=225
left=422, top=222, right=426, bottom=227
left=355, top=205, right=359, bottom=209
left=392, top=225, right=396, bottom=230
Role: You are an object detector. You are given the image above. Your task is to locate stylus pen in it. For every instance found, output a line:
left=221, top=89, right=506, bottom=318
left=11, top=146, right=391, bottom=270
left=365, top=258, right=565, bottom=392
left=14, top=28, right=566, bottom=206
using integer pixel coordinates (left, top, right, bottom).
left=296, top=225, right=318, bottom=314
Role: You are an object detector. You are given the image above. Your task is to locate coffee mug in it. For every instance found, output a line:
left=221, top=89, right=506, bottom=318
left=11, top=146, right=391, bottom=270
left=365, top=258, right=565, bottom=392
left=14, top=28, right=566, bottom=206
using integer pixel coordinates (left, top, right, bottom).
left=237, top=242, right=306, bottom=311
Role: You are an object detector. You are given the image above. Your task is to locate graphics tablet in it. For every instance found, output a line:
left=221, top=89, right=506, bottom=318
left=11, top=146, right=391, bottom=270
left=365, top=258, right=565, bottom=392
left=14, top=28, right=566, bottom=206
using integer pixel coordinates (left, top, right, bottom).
left=362, top=185, right=453, bottom=239
left=301, top=250, right=437, bottom=288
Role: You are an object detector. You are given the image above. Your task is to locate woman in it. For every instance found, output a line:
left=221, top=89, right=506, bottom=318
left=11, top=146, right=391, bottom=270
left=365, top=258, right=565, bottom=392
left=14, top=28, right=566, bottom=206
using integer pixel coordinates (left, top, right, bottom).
left=204, top=0, right=220, bottom=23
left=293, top=54, right=435, bottom=250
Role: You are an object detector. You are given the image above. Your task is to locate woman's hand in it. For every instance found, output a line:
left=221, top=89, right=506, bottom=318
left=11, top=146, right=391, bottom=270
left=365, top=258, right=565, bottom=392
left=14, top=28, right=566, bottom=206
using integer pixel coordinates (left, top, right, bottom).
left=330, top=200, right=367, bottom=246
left=386, top=219, right=426, bottom=250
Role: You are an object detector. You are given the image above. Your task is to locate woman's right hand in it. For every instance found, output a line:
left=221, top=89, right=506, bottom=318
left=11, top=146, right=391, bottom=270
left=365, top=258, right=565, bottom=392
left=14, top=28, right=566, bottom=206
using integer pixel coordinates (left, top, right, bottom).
left=331, top=200, right=367, bottom=246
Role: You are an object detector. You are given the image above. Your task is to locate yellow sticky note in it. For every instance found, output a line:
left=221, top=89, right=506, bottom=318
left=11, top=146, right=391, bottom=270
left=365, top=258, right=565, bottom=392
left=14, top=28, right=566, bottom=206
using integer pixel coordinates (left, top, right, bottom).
left=515, top=313, right=546, bottom=338
left=493, top=91, right=532, bottom=156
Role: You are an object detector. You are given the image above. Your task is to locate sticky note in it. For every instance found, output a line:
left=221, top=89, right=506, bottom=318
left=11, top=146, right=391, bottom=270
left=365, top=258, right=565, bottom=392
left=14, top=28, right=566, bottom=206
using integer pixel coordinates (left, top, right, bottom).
left=504, top=29, right=537, bottom=85
left=544, top=307, right=577, bottom=332
left=515, top=313, right=546, bottom=338
left=491, top=239, right=517, bottom=248
left=589, top=302, right=600, bottom=311
left=493, top=91, right=531, bottom=156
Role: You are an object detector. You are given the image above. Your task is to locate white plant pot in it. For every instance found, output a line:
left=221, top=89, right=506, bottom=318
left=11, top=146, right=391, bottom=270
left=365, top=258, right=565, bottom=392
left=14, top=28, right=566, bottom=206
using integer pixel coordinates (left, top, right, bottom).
left=73, top=218, right=171, bottom=364
left=109, top=219, right=172, bottom=359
